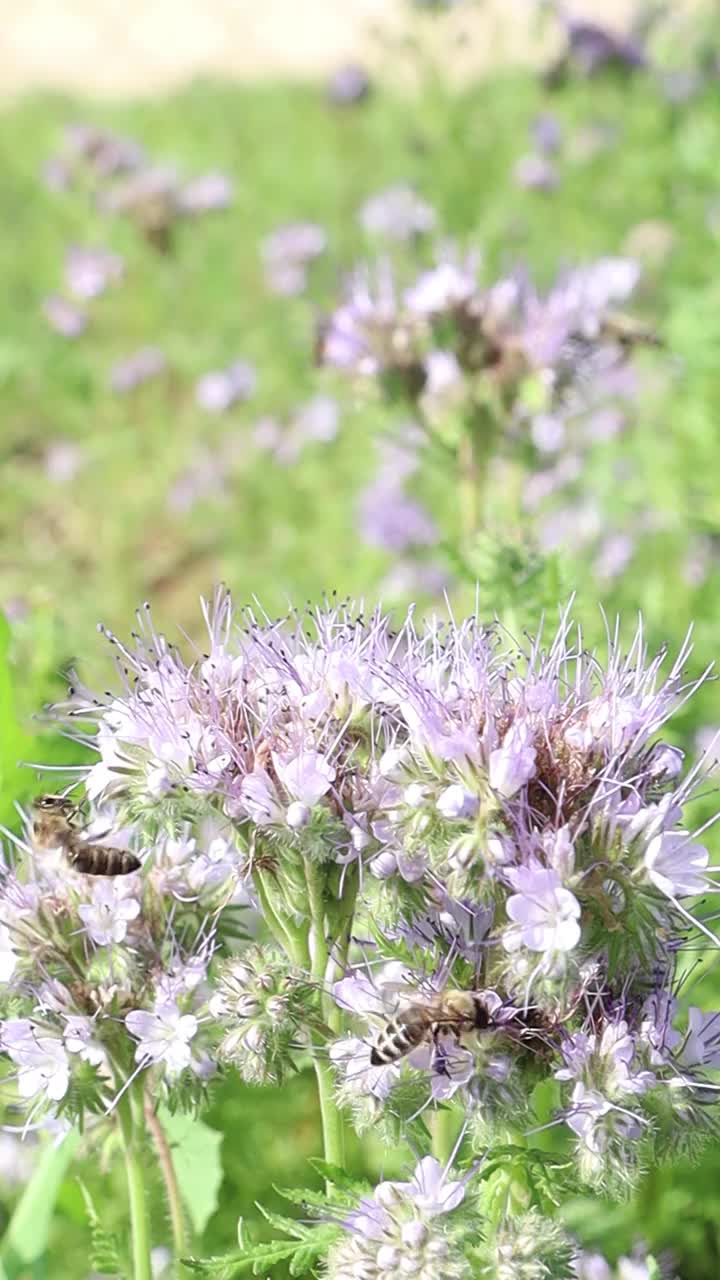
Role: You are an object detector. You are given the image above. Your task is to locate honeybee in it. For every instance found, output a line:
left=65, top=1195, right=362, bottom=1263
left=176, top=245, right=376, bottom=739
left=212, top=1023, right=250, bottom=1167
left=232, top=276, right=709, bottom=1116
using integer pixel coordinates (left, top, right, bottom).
left=31, top=795, right=141, bottom=877
left=370, top=989, right=493, bottom=1066
left=601, top=311, right=662, bottom=349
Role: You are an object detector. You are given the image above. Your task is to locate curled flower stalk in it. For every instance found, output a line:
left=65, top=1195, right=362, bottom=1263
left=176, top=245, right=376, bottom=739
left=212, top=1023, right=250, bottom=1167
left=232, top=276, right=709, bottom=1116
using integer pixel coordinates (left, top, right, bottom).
left=6, top=589, right=718, bottom=1276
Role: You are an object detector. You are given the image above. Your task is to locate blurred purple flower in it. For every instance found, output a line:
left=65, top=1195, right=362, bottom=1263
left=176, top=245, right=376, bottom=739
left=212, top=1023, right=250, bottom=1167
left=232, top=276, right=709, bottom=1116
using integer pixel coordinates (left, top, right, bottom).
left=566, top=18, right=646, bottom=74
left=326, top=63, right=372, bottom=105
left=547, top=15, right=647, bottom=85
left=514, top=154, right=560, bottom=192
left=594, top=532, right=635, bottom=583
left=380, top=559, right=450, bottom=600
left=531, top=113, right=562, bottom=154
left=110, top=347, right=166, bottom=393
left=65, top=246, right=124, bottom=300
left=291, top=395, right=340, bottom=444
left=261, top=223, right=326, bottom=296
left=177, top=172, right=233, bottom=215
left=195, top=361, right=256, bottom=413
left=42, top=296, right=87, bottom=338
left=359, top=184, right=436, bottom=241
left=62, top=123, right=145, bottom=179
left=358, top=482, right=437, bottom=553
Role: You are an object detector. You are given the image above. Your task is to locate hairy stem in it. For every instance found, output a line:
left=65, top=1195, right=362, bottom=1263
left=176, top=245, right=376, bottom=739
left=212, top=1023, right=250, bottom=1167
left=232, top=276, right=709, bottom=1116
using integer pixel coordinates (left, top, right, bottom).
left=117, top=1089, right=153, bottom=1280
left=313, top=1052, right=346, bottom=1171
left=144, top=1095, right=187, bottom=1273
left=305, top=860, right=347, bottom=1175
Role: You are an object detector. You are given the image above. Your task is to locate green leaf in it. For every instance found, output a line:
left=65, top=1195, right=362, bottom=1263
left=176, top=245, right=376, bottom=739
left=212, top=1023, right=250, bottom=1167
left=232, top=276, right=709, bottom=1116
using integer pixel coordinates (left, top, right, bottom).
left=0, top=1129, right=80, bottom=1268
left=77, top=1180, right=121, bottom=1277
left=159, top=1108, right=224, bottom=1236
left=306, top=1159, right=370, bottom=1194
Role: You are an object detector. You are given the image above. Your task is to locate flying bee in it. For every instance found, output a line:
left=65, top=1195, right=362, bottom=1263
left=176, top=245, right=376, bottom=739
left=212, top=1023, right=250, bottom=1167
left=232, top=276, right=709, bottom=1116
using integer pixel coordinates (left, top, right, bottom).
left=370, top=989, right=493, bottom=1066
left=31, top=795, right=141, bottom=877
left=600, top=311, right=662, bottom=349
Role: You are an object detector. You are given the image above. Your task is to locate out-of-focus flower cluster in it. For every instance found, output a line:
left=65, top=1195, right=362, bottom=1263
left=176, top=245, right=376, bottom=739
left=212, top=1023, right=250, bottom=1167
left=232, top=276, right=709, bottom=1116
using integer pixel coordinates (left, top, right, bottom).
left=30, top=589, right=717, bottom=1189
left=317, top=247, right=662, bottom=576
left=317, top=250, right=643, bottom=451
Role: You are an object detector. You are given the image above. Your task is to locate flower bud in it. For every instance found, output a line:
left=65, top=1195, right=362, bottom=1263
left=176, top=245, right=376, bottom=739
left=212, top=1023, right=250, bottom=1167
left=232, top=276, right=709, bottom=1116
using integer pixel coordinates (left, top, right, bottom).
left=403, top=783, right=427, bottom=808
left=437, top=784, right=479, bottom=820
left=401, top=1221, right=428, bottom=1249
left=286, top=801, right=311, bottom=829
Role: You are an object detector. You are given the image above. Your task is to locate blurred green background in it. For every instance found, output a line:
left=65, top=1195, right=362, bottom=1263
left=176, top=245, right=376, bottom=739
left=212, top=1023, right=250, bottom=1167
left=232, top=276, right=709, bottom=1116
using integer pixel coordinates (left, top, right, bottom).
left=2, top=3, right=720, bottom=1276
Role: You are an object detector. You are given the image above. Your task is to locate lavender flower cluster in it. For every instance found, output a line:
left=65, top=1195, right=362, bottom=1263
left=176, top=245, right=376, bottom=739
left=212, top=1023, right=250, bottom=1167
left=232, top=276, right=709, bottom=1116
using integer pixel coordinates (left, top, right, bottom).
left=0, top=794, right=249, bottom=1130
left=2, top=590, right=706, bottom=1193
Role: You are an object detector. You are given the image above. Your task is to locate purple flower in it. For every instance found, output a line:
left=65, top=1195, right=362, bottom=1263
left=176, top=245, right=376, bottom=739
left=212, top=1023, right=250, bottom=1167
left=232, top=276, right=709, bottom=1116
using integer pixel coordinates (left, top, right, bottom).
left=504, top=864, right=581, bottom=955
left=195, top=361, right=256, bottom=412
left=678, top=1009, right=720, bottom=1071
left=331, top=1155, right=471, bottom=1280
left=62, top=123, right=145, bottom=179
left=359, top=185, right=436, bottom=241
left=1, top=1020, right=70, bottom=1103
left=514, top=154, right=560, bottom=192
left=177, top=172, right=233, bottom=215
left=531, top=114, right=563, bottom=154
left=261, top=223, right=326, bottom=296
left=290, top=395, right=340, bottom=445
left=326, top=63, right=372, bottom=105
left=110, top=347, right=166, bottom=393
left=64, top=246, right=124, bottom=300
left=643, top=830, right=709, bottom=899
left=358, top=482, right=438, bottom=553
left=594, top=533, right=635, bottom=583
left=404, top=256, right=479, bottom=317
left=391, top=1156, right=466, bottom=1215
left=42, top=296, right=87, bottom=338
left=565, top=18, right=646, bottom=75
left=273, top=749, right=335, bottom=805
left=125, top=1002, right=198, bottom=1076
left=78, top=881, right=140, bottom=946
left=489, top=721, right=537, bottom=798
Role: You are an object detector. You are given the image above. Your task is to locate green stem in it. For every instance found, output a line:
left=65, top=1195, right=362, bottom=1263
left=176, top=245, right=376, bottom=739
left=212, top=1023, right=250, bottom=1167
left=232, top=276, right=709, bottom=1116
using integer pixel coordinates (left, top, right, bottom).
left=254, top=867, right=310, bottom=969
left=457, top=401, right=495, bottom=553
left=313, top=1053, right=346, bottom=1170
left=145, top=1095, right=187, bottom=1274
left=305, top=860, right=347, bottom=1174
left=432, top=1105, right=460, bottom=1167
left=117, top=1089, right=153, bottom=1280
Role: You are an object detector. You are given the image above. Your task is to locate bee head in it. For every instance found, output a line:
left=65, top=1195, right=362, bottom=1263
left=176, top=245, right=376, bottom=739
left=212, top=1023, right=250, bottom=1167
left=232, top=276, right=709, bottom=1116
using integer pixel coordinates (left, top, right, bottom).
left=34, top=794, right=75, bottom=814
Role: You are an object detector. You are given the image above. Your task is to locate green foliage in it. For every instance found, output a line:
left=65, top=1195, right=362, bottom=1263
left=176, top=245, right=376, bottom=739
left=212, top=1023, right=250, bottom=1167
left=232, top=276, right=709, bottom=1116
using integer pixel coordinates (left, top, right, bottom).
left=0, top=1130, right=80, bottom=1273
left=159, top=1108, right=224, bottom=1237
left=78, top=1180, right=122, bottom=1278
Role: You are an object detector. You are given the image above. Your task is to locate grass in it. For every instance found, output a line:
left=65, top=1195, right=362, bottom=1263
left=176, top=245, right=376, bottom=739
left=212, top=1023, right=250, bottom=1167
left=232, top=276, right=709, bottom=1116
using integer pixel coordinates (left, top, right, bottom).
left=1, top=49, right=720, bottom=1279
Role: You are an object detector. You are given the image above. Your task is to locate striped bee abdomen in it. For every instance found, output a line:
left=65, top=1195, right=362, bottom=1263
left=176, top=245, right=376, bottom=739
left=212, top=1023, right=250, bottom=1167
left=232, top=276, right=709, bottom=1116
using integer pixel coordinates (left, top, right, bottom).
left=67, top=842, right=141, bottom=877
left=370, top=1008, right=430, bottom=1066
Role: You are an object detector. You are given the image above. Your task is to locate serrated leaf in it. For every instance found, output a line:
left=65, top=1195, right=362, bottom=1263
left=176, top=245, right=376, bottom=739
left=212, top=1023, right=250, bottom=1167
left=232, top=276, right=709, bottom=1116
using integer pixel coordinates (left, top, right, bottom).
left=159, top=1108, right=223, bottom=1236
left=306, top=1159, right=370, bottom=1194
left=0, top=1129, right=80, bottom=1266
